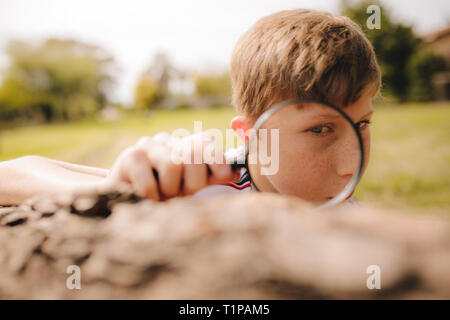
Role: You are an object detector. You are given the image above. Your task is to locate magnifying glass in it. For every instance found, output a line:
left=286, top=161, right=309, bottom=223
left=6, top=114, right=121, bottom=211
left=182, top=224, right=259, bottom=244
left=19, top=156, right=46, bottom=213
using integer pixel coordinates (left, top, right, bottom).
left=230, top=99, right=364, bottom=210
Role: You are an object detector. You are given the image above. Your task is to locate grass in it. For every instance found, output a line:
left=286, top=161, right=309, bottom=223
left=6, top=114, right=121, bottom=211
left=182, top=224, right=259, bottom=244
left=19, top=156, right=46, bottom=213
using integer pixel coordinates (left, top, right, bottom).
left=0, top=107, right=238, bottom=167
left=1, top=103, right=449, bottom=212
left=354, top=102, right=450, bottom=212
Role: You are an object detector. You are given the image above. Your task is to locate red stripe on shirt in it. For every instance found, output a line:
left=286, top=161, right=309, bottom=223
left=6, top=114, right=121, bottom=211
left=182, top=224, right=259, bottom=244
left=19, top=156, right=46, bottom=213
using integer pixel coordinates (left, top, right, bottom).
left=225, top=182, right=251, bottom=190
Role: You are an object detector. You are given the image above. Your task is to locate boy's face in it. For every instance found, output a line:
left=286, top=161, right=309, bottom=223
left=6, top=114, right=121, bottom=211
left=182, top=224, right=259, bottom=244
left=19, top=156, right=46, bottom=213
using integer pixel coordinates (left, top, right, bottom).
left=233, top=97, right=373, bottom=204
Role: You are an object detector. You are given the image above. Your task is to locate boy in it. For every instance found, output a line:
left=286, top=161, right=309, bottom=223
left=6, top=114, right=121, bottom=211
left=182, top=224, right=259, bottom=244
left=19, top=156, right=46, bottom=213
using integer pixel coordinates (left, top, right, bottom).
left=0, top=9, right=381, bottom=206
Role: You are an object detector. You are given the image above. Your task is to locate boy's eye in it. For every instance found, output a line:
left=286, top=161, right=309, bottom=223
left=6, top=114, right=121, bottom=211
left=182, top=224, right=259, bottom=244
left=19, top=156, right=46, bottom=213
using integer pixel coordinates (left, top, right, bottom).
left=355, top=120, right=371, bottom=130
left=308, top=125, right=332, bottom=134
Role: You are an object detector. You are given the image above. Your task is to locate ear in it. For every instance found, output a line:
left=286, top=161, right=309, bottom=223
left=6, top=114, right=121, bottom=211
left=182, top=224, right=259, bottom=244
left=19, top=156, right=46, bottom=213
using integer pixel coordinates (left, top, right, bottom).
left=230, top=116, right=253, bottom=145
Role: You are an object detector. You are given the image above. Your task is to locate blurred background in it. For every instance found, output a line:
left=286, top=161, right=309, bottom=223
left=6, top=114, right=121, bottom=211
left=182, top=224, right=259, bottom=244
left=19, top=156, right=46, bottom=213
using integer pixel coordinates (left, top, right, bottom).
left=0, top=0, right=449, bottom=212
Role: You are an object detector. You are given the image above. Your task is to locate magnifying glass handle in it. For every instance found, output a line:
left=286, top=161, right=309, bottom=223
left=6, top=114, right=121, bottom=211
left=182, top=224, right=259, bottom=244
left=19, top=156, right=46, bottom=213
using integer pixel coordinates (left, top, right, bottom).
left=230, top=161, right=246, bottom=171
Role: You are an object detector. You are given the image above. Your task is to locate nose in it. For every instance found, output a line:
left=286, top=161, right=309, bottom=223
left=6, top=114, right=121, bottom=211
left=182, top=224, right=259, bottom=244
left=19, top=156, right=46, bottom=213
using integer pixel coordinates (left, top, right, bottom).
left=335, top=133, right=361, bottom=179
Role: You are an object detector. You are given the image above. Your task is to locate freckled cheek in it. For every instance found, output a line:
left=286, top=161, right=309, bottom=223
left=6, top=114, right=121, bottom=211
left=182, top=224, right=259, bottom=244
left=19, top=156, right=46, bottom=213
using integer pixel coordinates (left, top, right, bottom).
left=273, top=145, right=330, bottom=196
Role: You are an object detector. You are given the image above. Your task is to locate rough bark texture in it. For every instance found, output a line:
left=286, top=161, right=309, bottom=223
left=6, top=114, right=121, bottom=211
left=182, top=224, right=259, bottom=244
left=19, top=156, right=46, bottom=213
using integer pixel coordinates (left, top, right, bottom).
left=0, top=185, right=449, bottom=299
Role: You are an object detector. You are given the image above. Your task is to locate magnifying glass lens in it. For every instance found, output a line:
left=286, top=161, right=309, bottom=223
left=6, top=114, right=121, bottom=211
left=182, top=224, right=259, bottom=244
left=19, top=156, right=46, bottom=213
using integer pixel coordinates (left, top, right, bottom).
left=244, top=100, right=363, bottom=209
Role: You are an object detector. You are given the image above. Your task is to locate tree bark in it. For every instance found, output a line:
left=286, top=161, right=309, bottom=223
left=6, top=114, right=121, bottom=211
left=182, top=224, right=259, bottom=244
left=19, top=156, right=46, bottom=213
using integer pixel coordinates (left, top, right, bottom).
left=1, top=186, right=449, bottom=299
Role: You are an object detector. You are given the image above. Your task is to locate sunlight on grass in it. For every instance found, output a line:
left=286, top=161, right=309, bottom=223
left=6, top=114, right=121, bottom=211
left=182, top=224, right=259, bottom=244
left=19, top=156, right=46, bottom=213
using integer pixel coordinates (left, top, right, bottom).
left=0, top=107, right=239, bottom=166
left=355, top=102, right=450, bottom=211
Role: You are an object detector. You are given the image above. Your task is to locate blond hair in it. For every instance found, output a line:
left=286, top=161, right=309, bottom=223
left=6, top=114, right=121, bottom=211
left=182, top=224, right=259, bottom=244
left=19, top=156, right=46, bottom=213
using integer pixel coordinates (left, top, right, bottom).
left=230, top=9, right=381, bottom=120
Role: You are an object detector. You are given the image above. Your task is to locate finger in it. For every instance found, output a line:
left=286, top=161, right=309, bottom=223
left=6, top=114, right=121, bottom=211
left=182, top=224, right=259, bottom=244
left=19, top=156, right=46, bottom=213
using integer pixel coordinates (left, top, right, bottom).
left=179, top=133, right=209, bottom=195
left=183, top=164, right=208, bottom=195
left=120, top=148, right=160, bottom=201
left=135, top=136, right=153, bottom=148
left=206, top=162, right=240, bottom=185
left=143, top=141, right=184, bottom=199
left=201, top=136, right=241, bottom=185
left=154, top=160, right=183, bottom=199
left=152, top=132, right=172, bottom=147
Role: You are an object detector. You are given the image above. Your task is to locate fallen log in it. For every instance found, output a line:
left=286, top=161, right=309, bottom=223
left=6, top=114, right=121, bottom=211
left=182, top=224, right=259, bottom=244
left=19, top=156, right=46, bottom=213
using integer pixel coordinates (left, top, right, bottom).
left=0, top=185, right=449, bottom=299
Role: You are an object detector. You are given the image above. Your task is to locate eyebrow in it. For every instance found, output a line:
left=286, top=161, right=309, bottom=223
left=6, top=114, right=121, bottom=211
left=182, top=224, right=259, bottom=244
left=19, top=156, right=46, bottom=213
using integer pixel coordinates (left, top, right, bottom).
left=294, top=104, right=374, bottom=121
left=359, top=110, right=374, bottom=121
left=299, top=110, right=374, bottom=121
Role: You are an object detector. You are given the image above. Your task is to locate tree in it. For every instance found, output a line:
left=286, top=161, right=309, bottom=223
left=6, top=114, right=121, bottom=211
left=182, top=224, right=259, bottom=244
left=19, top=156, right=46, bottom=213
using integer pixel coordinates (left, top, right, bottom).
left=408, top=52, right=447, bottom=101
left=133, top=52, right=179, bottom=110
left=134, top=76, right=159, bottom=111
left=341, top=0, right=420, bottom=102
left=0, top=39, right=116, bottom=122
left=194, top=72, right=231, bottom=97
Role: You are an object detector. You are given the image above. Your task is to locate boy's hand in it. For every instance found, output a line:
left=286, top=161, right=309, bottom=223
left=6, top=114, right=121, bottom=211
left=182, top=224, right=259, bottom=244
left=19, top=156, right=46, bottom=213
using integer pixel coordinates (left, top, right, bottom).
left=100, top=132, right=241, bottom=201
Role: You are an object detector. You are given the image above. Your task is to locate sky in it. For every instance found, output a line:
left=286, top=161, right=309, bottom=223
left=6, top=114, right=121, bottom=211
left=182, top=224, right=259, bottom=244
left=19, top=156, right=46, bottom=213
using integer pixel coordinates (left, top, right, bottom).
left=0, top=0, right=449, bottom=103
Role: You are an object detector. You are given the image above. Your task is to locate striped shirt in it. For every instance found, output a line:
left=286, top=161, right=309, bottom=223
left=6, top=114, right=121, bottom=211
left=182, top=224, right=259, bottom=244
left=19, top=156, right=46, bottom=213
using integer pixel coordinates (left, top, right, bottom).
left=191, top=167, right=252, bottom=198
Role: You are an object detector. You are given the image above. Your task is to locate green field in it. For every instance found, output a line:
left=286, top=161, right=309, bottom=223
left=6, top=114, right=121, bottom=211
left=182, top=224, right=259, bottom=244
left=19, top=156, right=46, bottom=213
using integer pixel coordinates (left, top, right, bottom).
left=1, top=103, right=449, bottom=212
